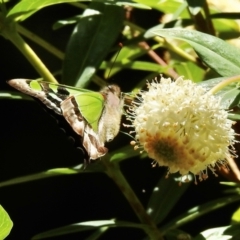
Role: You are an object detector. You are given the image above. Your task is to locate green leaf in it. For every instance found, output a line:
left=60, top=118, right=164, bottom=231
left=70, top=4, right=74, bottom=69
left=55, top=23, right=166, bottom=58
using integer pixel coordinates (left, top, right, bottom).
left=134, top=0, right=190, bottom=18
left=0, top=165, right=104, bottom=188
left=108, top=145, right=141, bottom=163
left=228, top=113, right=240, bottom=121
left=62, top=2, right=124, bottom=87
left=146, top=28, right=240, bottom=77
left=7, top=0, right=87, bottom=21
left=197, top=77, right=240, bottom=109
left=213, top=18, right=240, bottom=40
left=197, top=77, right=227, bottom=91
left=232, top=207, right=240, bottom=223
left=0, top=92, right=32, bottom=100
left=194, top=224, right=240, bottom=240
left=174, top=61, right=205, bottom=82
left=0, top=205, right=13, bottom=239
left=103, top=45, right=148, bottom=78
left=52, top=15, right=82, bottom=30
left=146, top=174, right=190, bottom=225
left=102, top=60, right=167, bottom=76
left=31, top=220, right=146, bottom=239
left=223, top=88, right=240, bottom=109
left=160, top=195, right=240, bottom=235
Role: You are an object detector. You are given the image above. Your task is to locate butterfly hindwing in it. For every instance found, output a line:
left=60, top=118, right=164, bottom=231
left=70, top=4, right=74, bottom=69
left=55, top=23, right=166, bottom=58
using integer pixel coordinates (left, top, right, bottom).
left=73, top=92, right=105, bottom=132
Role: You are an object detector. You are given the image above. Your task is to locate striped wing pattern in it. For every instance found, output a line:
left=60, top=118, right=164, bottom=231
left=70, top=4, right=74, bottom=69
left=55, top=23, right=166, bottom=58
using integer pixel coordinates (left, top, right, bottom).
left=7, top=79, right=107, bottom=160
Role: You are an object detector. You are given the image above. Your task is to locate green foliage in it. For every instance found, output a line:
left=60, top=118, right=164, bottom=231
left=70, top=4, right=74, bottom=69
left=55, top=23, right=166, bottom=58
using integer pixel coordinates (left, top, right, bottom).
left=0, top=205, right=13, bottom=239
left=62, top=2, right=124, bottom=87
left=1, top=0, right=240, bottom=239
left=7, top=0, right=84, bottom=21
left=146, top=28, right=240, bottom=77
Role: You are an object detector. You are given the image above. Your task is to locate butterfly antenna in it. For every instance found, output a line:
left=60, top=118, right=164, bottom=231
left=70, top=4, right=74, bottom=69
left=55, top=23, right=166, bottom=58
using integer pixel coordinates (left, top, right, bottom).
left=106, top=43, right=123, bottom=80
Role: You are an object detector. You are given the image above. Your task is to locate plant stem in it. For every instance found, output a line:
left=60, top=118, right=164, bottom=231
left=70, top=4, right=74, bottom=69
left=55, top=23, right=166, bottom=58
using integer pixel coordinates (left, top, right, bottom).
left=208, top=75, right=240, bottom=95
left=3, top=23, right=58, bottom=83
left=102, top=158, right=163, bottom=240
left=16, top=24, right=64, bottom=60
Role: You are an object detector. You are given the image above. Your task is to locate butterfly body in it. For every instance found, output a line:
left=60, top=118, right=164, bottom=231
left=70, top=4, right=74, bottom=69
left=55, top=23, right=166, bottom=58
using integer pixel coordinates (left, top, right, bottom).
left=7, top=79, right=123, bottom=160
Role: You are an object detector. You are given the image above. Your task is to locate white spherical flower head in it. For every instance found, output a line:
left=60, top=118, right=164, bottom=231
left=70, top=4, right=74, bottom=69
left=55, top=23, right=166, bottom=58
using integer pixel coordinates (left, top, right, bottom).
left=127, top=76, right=236, bottom=182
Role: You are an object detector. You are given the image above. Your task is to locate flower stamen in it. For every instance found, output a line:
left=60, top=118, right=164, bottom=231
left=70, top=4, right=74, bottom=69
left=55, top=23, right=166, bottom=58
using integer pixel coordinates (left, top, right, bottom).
left=125, top=76, right=237, bottom=183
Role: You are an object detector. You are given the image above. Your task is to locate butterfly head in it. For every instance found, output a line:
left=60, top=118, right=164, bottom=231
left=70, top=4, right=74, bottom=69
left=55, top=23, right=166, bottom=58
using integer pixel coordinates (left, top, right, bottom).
left=100, top=84, right=121, bottom=98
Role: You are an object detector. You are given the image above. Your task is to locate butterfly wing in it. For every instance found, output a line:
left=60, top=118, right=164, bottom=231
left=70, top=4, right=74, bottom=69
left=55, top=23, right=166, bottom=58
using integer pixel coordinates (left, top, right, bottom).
left=7, top=79, right=107, bottom=160
left=8, top=79, right=74, bottom=114
left=60, top=93, right=107, bottom=160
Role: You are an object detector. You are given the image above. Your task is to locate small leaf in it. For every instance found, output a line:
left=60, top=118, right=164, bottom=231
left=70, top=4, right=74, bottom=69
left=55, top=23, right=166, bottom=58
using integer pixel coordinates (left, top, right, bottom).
left=146, top=28, right=240, bottom=77
left=232, top=207, right=240, bottom=223
left=0, top=205, right=13, bottom=239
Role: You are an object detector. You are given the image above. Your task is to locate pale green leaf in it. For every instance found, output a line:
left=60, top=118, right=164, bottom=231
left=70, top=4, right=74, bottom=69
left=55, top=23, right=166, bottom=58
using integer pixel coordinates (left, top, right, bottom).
left=213, top=18, right=240, bottom=40
left=0, top=205, right=13, bottom=240
left=232, top=207, right=240, bottom=223
left=197, top=77, right=240, bottom=109
left=146, top=29, right=240, bottom=77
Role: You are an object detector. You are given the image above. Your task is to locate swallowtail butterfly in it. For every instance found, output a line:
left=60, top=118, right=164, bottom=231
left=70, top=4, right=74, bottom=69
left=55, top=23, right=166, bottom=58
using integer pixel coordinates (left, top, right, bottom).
left=7, top=79, right=123, bottom=160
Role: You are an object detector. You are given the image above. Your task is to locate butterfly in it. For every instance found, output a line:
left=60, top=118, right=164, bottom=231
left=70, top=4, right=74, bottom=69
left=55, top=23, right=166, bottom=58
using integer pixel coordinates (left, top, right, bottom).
left=7, top=79, right=123, bottom=160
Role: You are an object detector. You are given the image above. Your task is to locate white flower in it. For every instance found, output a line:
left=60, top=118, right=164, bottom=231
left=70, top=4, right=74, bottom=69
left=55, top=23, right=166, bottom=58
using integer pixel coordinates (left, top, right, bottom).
left=126, top=76, right=236, bottom=183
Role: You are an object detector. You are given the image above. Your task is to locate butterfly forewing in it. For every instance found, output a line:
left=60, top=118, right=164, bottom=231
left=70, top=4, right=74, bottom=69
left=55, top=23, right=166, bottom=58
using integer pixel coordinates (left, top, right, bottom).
left=8, top=79, right=67, bottom=114
left=7, top=79, right=123, bottom=161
